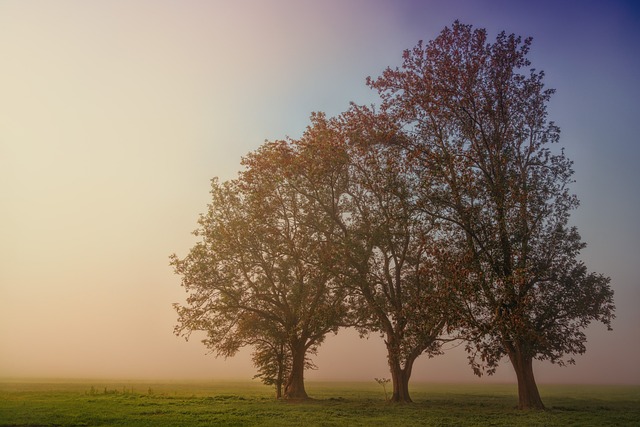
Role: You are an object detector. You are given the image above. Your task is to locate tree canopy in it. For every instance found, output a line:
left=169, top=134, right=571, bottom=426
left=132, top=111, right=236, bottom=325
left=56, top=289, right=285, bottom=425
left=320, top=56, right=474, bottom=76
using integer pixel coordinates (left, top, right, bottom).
left=171, top=141, right=350, bottom=399
left=368, top=21, right=615, bottom=409
left=293, top=111, right=452, bottom=402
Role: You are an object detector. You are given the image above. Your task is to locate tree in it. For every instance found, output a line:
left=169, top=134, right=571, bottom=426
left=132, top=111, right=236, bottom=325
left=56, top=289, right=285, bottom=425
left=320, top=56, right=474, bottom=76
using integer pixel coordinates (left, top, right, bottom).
left=289, top=111, right=451, bottom=403
left=251, top=337, right=289, bottom=399
left=235, top=313, right=290, bottom=399
left=250, top=331, right=319, bottom=399
left=368, top=21, right=615, bottom=409
left=248, top=314, right=318, bottom=399
left=171, top=141, right=349, bottom=400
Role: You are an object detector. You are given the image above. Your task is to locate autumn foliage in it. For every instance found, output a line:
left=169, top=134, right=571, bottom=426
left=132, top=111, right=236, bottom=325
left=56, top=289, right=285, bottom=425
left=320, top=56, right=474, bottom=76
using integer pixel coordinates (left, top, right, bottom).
left=171, top=21, right=614, bottom=409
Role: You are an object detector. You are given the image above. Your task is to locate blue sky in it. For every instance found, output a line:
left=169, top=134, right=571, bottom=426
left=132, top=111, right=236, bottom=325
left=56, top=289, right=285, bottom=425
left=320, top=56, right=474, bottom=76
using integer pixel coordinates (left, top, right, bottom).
left=1, top=0, right=638, bottom=384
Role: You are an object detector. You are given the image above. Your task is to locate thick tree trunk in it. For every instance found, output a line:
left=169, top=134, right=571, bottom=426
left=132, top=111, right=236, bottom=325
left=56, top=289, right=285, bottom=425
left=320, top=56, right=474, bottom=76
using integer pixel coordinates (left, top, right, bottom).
left=283, top=343, right=309, bottom=400
left=389, top=366, right=412, bottom=403
left=387, top=345, right=415, bottom=403
left=509, top=351, right=545, bottom=410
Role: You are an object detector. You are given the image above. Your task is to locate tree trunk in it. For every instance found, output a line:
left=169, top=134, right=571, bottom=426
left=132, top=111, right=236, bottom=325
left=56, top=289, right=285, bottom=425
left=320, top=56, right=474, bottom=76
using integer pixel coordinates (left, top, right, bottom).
left=389, top=366, right=412, bottom=403
left=387, top=346, right=415, bottom=403
left=275, top=344, right=285, bottom=399
left=509, top=351, right=545, bottom=410
left=283, top=342, right=309, bottom=400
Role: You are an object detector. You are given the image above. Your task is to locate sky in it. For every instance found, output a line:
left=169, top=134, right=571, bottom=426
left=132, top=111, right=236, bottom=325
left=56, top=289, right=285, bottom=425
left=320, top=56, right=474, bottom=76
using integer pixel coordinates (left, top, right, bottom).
left=1, top=0, right=639, bottom=385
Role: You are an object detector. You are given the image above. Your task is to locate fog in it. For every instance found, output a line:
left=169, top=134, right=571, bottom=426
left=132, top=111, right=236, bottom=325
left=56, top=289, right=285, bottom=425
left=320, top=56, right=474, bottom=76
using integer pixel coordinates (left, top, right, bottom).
left=1, top=0, right=638, bottom=385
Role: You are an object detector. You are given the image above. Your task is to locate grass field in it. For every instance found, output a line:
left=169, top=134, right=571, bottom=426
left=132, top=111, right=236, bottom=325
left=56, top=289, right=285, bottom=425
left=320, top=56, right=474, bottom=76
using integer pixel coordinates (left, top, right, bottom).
left=1, top=380, right=638, bottom=426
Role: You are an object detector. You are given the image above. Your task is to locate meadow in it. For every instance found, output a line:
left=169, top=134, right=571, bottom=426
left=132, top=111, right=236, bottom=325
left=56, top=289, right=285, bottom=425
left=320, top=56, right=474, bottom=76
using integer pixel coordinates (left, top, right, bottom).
left=1, top=380, right=638, bottom=426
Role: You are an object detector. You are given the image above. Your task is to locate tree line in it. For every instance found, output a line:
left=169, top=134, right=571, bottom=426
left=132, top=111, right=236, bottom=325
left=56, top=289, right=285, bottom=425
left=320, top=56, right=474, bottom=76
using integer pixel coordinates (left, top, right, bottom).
left=170, top=22, right=615, bottom=410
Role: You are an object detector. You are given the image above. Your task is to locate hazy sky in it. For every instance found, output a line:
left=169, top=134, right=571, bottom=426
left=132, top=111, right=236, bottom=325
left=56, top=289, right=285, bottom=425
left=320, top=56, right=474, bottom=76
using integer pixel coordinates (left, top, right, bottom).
left=1, top=0, right=639, bottom=385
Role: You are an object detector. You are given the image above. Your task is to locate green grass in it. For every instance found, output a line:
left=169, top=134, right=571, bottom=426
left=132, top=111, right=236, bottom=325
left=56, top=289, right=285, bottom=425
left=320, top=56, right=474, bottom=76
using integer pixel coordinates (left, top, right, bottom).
left=0, top=380, right=638, bottom=426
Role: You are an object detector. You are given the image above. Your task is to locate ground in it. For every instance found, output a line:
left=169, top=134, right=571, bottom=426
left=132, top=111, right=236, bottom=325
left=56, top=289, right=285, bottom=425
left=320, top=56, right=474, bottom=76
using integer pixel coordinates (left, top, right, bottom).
left=0, top=380, right=638, bottom=426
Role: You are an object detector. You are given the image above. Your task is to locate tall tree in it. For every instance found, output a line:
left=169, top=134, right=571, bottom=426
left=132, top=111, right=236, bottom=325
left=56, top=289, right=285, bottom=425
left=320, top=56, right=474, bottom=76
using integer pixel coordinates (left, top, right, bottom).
left=369, top=21, right=615, bottom=409
left=171, top=141, right=348, bottom=400
left=290, top=112, right=451, bottom=403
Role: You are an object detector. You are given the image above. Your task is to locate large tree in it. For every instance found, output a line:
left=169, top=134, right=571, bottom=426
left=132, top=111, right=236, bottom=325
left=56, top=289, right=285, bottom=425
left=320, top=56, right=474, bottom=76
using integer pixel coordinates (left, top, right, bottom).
left=369, top=21, right=615, bottom=409
left=171, top=142, right=349, bottom=399
left=289, top=112, right=451, bottom=403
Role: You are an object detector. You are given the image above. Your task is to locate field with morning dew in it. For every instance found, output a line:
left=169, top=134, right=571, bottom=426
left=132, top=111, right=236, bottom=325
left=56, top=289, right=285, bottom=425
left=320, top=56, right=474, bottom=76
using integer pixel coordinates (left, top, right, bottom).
left=1, top=380, right=638, bottom=426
